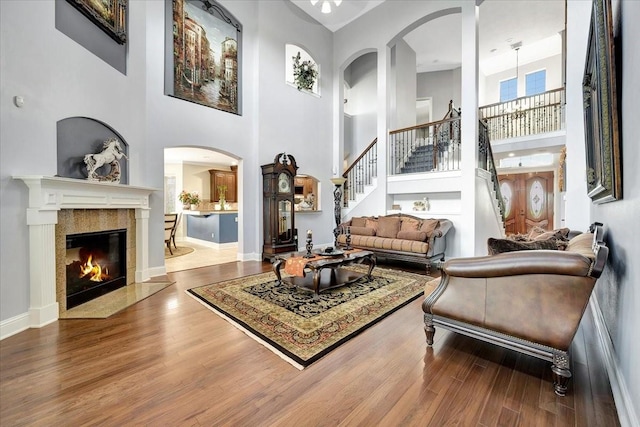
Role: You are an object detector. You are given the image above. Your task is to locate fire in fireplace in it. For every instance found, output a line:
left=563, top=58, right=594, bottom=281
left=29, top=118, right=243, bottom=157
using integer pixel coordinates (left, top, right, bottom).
left=66, top=229, right=127, bottom=309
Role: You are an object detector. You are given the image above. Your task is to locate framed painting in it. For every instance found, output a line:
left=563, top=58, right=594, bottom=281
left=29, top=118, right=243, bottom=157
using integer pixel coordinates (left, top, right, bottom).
left=582, top=0, right=621, bottom=204
left=66, top=0, right=127, bottom=44
left=165, top=0, right=242, bottom=115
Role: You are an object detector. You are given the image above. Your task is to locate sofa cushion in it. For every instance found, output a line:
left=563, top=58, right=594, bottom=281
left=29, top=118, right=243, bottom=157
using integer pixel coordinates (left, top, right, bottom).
left=400, top=217, right=420, bottom=231
left=397, top=230, right=428, bottom=242
left=365, top=218, right=378, bottom=234
left=487, top=237, right=559, bottom=255
left=420, top=219, right=440, bottom=237
left=349, top=226, right=376, bottom=236
left=337, top=235, right=429, bottom=255
left=351, top=217, right=367, bottom=227
left=377, top=216, right=401, bottom=238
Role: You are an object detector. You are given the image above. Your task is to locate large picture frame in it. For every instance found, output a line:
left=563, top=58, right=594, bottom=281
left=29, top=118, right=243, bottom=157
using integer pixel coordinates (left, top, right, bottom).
left=165, top=0, right=242, bottom=115
left=582, top=0, right=621, bottom=204
left=66, top=0, right=127, bottom=44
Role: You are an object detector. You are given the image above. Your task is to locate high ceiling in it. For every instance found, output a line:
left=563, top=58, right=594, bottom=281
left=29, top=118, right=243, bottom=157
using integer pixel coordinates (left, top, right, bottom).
left=166, top=1, right=566, bottom=166
left=290, top=0, right=566, bottom=75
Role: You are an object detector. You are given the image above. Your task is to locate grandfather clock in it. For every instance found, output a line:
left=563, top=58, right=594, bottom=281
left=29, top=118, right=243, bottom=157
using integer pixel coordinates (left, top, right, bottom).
left=261, top=153, right=299, bottom=261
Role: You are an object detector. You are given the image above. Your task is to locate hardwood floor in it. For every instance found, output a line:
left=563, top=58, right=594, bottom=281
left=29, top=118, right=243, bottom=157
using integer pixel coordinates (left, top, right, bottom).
left=0, top=261, right=620, bottom=426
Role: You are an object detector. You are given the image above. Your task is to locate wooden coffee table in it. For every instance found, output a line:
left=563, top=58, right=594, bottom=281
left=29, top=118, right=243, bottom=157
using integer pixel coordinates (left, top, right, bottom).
left=273, top=250, right=376, bottom=297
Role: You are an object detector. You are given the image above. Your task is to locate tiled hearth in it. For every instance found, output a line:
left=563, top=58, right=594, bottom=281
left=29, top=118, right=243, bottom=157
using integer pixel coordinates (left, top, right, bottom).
left=56, top=209, right=136, bottom=313
left=14, top=176, right=156, bottom=327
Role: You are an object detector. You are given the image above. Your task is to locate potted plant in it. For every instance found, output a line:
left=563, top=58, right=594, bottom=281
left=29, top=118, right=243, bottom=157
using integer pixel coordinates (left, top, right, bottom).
left=217, top=185, right=227, bottom=210
left=292, top=52, right=318, bottom=92
left=179, top=191, right=201, bottom=210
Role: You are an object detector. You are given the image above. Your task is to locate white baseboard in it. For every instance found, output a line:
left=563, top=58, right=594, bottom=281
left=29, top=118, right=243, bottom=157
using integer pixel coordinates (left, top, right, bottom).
left=590, top=296, right=639, bottom=427
left=239, top=252, right=261, bottom=262
left=148, top=265, right=167, bottom=279
left=0, top=312, right=30, bottom=340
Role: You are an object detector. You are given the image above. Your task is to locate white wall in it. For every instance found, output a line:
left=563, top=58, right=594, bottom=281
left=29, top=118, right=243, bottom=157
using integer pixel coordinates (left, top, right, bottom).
left=344, top=52, right=377, bottom=163
left=182, top=164, right=214, bottom=202
left=565, top=1, right=640, bottom=424
left=391, top=39, right=417, bottom=130
left=1, top=0, right=149, bottom=321
left=417, top=68, right=462, bottom=119
left=481, top=54, right=563, bottom=105
left=0, top=0, right=336, bottom=325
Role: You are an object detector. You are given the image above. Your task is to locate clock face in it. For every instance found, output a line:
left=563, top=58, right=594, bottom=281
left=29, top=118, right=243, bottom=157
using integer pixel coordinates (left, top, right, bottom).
left=278, top=173, right=291, bottom=193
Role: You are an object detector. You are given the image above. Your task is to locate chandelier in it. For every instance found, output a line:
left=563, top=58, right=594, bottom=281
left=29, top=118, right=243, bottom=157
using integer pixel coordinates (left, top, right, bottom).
left=310, top=0, right=342, bottom=14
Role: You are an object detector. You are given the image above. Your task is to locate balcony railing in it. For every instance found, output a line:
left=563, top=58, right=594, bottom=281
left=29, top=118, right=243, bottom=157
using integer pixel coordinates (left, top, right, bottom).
left=479, top=88, right=565, bottom=141
left=478, top=121, right=505, bottom=219
left=388, top=103, right=461, bottom=176
left=342, top=138, right=377, bottom=206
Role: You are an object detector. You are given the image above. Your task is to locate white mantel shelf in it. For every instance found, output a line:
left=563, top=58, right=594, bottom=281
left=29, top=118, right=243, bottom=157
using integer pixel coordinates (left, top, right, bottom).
left=14, top=175, right=157, bottom=210
left=13, top=175, right=158, bottom=329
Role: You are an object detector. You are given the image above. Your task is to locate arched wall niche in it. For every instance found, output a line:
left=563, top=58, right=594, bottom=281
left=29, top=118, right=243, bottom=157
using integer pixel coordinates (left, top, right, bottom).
left=56, top=117, right=129, bottom=184
left=285, top=43, right=320, bottom=95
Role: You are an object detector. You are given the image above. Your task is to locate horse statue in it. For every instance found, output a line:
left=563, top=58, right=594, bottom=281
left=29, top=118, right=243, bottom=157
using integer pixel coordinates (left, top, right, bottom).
left=84, top=138, right=128, bottom=183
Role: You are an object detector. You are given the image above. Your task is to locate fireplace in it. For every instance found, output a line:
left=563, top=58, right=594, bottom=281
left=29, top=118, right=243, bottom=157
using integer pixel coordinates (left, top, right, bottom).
left=14, top=175, right=155, bottom=327
left=65, top=229, right=127, bottom=309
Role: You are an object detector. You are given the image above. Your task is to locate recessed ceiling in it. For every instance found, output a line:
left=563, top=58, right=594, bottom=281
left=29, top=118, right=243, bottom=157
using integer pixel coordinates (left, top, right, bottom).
left=288, top=0, right=385, bottom=32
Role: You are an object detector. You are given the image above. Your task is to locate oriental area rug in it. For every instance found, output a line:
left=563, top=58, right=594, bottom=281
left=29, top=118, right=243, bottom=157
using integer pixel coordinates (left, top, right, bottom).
left=187, top=266, right=433, bottom=369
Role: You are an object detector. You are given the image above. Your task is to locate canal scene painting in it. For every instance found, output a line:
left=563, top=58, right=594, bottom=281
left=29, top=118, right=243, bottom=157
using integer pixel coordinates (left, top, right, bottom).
left=169, top=0, right=241, bottom=114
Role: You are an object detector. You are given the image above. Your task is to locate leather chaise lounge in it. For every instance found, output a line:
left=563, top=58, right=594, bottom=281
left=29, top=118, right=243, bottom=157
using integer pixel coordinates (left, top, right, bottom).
left=422, top=223, right=609, bottom=396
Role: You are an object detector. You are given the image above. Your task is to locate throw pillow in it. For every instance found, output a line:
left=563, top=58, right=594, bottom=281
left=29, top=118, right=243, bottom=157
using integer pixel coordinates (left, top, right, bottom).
left=533, top=228, right=570, bottom=241
left=365, top=218, right=378, bottom=234
left=400, top=217, right=420, bottom=232
left=487, top=237, right=559, bottom=255
left=397, top=230, right=428, bottom=242
left=420, top=219, right=440, bottom=237
left=349, top=226, right=376, bottom=236
left=566, top=232, right=595, bottom=258
left=351, top=217, right=367, bottom=227
left=377, top=216, right=401, bottom=238
left=527, top=226, right=547, bottom=240
left=508, top=233, right=530, bottom=242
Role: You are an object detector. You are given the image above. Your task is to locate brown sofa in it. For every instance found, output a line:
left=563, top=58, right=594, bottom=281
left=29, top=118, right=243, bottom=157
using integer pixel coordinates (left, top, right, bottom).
left=336, top=213, right=453, bottom=273
left=422, top=223, right=609, bottom=396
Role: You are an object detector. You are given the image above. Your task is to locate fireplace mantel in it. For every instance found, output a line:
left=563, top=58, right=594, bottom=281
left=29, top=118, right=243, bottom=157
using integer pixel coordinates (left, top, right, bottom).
left=15, top=175, right=155, bottom=210
left=14, top=176, right=158, bottom=328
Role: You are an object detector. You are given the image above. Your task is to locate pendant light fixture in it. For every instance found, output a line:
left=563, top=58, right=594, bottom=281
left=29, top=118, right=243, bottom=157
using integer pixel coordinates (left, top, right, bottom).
left=510, top=41, right=527, bottom=119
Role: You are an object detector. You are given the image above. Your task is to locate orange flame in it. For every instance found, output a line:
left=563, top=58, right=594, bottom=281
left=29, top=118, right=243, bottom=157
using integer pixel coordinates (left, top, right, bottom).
left=79, top=255, right=109, bottom=282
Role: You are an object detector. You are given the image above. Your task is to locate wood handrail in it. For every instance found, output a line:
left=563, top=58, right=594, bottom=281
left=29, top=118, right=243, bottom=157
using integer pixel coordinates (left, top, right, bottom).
left=343, top=137, right=377, bottom=178
left=390, top=100, right=459, bottom=135
left=479, top=88, right=564, bottom=110
left=389, top=116, right=460, bottom=135
left=481, top=101, right=563, bottom=120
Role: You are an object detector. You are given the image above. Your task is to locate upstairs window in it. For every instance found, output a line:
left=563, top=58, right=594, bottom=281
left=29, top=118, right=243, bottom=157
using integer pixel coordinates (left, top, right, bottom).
left=500, top=78, right=517, bottom=102
left=526, top=70, right=546, bottom=96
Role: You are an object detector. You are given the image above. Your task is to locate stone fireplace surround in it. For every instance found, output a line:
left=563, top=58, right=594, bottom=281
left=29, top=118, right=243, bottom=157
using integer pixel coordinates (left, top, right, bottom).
left=14, top=176, right=156, bottom=328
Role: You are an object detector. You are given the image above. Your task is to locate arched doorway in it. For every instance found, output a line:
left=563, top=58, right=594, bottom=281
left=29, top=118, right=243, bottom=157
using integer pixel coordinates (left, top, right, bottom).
left=163, top=146, right=241, bottom=272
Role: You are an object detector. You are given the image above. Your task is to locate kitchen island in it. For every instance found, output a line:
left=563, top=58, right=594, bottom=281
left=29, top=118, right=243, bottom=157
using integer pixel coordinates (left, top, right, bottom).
left=184, top=210, right=238, bottom=244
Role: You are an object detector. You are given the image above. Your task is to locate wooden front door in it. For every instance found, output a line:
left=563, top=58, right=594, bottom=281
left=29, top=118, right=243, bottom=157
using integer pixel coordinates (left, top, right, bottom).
left=499, top=171, right=554, bottom=235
